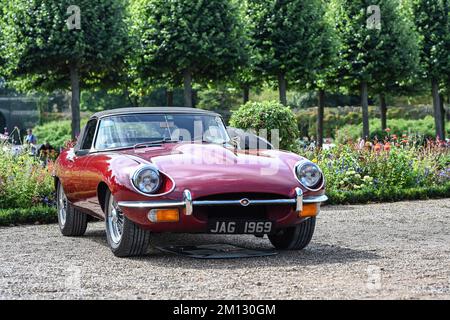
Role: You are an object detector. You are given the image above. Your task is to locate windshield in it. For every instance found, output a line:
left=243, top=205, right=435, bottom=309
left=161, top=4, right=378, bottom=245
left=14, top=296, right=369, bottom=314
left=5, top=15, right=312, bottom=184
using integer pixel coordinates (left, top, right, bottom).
left=94, top=113, right=230, bottom=150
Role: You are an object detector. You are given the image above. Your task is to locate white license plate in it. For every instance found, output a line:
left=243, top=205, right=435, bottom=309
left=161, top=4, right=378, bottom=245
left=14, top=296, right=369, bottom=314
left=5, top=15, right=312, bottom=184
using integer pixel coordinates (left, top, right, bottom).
left=208, top=221, right=273, bottom=234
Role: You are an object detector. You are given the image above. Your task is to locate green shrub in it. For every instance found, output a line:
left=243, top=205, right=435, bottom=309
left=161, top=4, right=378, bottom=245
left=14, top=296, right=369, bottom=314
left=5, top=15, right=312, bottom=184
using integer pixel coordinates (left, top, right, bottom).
left=0, top=206, right=57, bottom=226
left=296, top=106, right=449, bottom=139
left=33, top=120, right=72, bottom=149
left=334, top=116, right=447, bottom=143
left=0, top=144, right=55, bottom=209
left=230, top=101, right=300, bottom=152
left=33, top=118, right=88, bottom=148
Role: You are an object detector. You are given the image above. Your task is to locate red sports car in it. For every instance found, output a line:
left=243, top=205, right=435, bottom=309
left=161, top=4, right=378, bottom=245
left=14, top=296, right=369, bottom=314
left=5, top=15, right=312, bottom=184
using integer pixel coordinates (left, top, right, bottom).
left=54, top=108, right=327, bottom=257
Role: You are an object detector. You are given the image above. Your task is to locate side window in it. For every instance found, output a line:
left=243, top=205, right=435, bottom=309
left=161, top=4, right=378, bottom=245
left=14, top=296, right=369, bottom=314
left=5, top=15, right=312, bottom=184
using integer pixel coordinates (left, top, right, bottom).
left=81, top=120, right=97, bottom=150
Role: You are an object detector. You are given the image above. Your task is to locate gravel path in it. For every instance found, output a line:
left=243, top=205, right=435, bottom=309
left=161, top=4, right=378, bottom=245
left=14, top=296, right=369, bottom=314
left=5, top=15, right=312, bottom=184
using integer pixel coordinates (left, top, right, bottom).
left=1, top=199, right=450, bottom=300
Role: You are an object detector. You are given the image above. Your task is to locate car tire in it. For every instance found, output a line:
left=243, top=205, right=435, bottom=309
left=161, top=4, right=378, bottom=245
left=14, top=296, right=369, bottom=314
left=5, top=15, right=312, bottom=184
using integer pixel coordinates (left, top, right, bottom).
left=57, top=181, right=88, bottom=237
left=268, top=217, right=316, bottom=250
left=104, top=190, right=150, bottom=257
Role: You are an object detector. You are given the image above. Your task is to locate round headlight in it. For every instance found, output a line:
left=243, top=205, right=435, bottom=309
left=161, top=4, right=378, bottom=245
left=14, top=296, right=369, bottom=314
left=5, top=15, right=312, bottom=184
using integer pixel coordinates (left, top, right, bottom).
left=132, top=167, right=162, bottom=194
left=295, top=162, right=323, bottom=189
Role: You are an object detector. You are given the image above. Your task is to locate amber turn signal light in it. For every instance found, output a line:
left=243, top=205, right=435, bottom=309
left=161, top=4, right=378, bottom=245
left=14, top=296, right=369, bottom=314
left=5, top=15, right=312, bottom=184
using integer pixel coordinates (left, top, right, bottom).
left=148, top=209, right=179, bottom=223
left=299, top=203, right=319, bottom=217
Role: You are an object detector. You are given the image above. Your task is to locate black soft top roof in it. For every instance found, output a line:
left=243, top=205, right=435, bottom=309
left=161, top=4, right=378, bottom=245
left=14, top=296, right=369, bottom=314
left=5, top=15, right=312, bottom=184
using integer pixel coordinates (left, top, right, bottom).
left=91, top=107, right=221, bottom=119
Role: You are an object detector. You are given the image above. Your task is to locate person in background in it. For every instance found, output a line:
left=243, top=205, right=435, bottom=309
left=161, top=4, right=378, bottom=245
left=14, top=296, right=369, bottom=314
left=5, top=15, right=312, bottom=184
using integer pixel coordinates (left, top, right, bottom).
left=25, top=128, right=37, bottom=156
left=38, top=141, right=56, bottom=167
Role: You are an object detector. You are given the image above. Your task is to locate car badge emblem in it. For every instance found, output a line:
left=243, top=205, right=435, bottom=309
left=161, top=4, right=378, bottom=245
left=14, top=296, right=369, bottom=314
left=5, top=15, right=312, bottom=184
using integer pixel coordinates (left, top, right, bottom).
left=240, top=198, right=250, bottom=207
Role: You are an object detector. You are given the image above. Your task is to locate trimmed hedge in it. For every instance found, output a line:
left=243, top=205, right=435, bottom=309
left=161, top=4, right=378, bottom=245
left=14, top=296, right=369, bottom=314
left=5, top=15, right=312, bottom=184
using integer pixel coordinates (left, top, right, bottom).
left=296, top=105, right=450, bottom=139
left=327, top=183, right=450, bottom=205
left=33, top=118, right=88, bottom=149
left=0, top=206, right=57, bottom=226
left=334, top=116, right=448, bottom=143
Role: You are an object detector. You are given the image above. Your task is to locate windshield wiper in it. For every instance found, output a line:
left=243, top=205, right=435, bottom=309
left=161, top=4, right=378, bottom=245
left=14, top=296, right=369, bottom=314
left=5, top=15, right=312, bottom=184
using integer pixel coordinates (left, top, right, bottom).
left=133, top=138, right=176, bottom=150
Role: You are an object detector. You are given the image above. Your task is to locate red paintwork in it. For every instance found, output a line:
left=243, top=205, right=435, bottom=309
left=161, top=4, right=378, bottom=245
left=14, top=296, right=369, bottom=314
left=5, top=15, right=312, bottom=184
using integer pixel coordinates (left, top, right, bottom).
left=55, top=142, right=325, bottom=232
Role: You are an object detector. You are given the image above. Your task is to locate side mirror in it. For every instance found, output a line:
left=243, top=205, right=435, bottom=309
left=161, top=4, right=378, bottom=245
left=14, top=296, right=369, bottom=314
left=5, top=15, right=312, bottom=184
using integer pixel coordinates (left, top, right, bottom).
left=231, top=136, right=241, bottom=149
left=75, top=149, right=89, bottom=157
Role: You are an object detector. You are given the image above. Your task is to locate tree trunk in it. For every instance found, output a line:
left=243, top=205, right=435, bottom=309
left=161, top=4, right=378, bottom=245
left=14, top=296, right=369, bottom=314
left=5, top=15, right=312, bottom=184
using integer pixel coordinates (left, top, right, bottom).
left=243, top=85, right=250, bottom=104
left=317, top=89, right=325, bottom=149
left=432, top=79, right=444, bottom=140
left=70, top=63, right=81, bottom=140
left=439, top=93, right=445, bottom=137
left=380, top=93, right=387, bottom=131
left=183, top=69, right=193, bottom=108
left=360, top=81, right=370, bottom=139
left=166, top=89, right=174, bottom=107
left=278, top=73, right=287, bottom=106
left=125, top=88, right=139, bottom=107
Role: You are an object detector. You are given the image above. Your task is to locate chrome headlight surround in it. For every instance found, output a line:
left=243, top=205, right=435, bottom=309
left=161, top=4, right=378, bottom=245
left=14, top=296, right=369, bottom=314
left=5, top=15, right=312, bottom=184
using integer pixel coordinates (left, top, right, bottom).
left=131, top=165, right=162, bottom=195
left=294, top=161, right=324, bottom=191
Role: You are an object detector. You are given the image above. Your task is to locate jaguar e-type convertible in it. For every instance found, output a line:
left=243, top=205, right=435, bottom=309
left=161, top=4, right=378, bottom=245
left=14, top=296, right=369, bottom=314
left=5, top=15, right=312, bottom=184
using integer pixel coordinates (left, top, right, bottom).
left=54, top=107, right=327, bottom=257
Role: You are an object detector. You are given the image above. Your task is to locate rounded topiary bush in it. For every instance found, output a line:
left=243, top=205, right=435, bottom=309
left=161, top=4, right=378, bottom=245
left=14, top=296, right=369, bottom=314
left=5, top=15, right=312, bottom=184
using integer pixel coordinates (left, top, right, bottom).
left=229, top=101, right=299, bottom=152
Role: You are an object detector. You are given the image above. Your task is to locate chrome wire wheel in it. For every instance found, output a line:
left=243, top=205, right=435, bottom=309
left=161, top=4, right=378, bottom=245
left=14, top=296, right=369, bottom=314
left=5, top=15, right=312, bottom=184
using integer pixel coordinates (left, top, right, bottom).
left=107, top=196, right=124, bottom=245
left=57, top=184, right=68, bottom=226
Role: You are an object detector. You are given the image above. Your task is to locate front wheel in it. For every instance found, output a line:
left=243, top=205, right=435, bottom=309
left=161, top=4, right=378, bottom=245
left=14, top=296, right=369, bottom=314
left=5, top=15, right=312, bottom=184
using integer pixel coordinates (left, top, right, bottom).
left=105, top=191, right=151, bottom=257
left=268, top=217, right=316, bottom=250
left=57, top=181, right=88, bottom=236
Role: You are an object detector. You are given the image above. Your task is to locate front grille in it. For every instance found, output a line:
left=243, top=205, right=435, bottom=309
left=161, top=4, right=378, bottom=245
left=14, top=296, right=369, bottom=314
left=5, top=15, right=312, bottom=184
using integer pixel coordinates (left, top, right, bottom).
left=204, top=205, right=267, bottom=220
left=193, top=193, right=290, bottom=221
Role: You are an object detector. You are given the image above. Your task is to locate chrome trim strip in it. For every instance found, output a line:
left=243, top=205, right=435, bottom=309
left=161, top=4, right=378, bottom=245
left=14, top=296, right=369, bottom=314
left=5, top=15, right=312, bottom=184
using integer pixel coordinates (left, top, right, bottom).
left=303, top=195, right=328, bottom=203
left=117, top=194, right=328, bottom=209
left=192, top=199, right=296, bottom=206
left=118, top=201, right=185, bottom=209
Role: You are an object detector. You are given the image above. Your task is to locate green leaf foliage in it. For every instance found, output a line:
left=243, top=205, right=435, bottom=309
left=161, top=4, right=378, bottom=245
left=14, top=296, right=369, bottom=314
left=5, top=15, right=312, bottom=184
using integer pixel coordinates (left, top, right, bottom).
left=411, top=0, right=450, bottom=81
left=129, top=0, right=248, bottom=86
left=1, top=0, right=129, bottom=91
left=229, top=101, right=300, bottom=151
left=33, top=118, right=88, bottom=148
left=247, top=0, right=334, bottom=86
left=330, top=0, right=421, bottom=91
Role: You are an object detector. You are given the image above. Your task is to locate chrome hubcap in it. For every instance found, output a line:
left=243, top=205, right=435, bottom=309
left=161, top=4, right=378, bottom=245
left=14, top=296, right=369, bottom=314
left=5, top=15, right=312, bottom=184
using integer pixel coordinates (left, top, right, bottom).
left=107, top=197, right=124, bottom=244
left=58, top=185, right=68, bottom=226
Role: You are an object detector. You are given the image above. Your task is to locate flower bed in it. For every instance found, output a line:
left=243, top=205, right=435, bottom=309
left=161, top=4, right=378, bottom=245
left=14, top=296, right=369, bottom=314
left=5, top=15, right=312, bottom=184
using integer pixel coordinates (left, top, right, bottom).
left=0, top=142, right=55, bottom=226
left=302, top=133, right=450, bottom=204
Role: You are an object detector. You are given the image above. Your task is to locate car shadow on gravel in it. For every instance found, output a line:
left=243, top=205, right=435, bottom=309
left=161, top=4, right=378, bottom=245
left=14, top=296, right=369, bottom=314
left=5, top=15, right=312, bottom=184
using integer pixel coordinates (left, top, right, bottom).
left=84, top=229, right=381, bottom=269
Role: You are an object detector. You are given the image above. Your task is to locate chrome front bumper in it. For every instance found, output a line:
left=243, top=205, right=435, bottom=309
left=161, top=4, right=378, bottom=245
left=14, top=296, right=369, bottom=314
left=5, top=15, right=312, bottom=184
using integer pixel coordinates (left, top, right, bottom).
left=118, top=187, right=328, bottom=215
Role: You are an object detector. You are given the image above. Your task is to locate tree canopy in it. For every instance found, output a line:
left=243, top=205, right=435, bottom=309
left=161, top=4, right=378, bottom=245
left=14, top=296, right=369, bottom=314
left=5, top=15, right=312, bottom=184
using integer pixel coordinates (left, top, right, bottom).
left=247, top=0, right=330, bottom=105
left=330, top=0, right=422, bottom=138
left=130, top=0, right=248, bottom=107
left=1, top=0, right=129, bottom=137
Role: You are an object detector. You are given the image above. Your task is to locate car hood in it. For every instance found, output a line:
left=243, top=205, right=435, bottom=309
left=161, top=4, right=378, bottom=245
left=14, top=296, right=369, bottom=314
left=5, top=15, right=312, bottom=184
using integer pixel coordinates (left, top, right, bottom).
left=121, top=143, right=304, bottom=197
